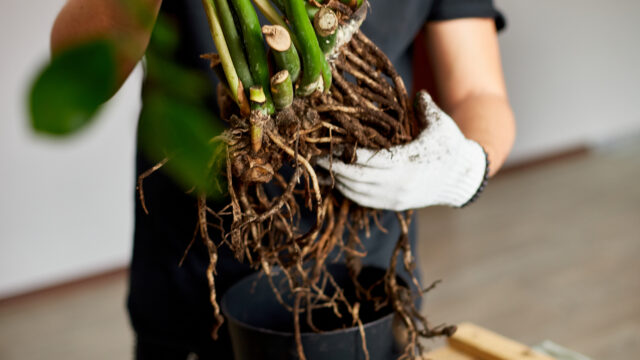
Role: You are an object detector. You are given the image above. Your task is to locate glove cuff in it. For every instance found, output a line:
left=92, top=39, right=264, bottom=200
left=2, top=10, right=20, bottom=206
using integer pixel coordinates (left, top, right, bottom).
left=435, top=140, right=489, bottom=208
left=461, top=147, right=490, bottom=207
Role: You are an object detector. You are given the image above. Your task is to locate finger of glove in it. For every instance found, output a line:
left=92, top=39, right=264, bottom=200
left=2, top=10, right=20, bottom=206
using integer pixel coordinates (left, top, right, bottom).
left=326, top=162, right=419, bottom=211
left=336, top=181, right=414, bottom=211
left=415, top=91, right=460, bottom=135
left=415, top=90, right=438, bottom=128
left=317, top=146, right=407, bottom=170
left=317, top=160, right=395, bottom=185
left=333, top=172, right=388, bottom=191
left=414, top=107, right=465, bottom=149
left=327, top=159, right=405, bottom=184
left=316, top=155, right=395, bottom=181
left=316, top=156, right=354, bottom=178
left=335, top=181, right=397, bottom=211
left=335, top=174, right=414, bottom=210
left=351, top=140, right=435, bottom=169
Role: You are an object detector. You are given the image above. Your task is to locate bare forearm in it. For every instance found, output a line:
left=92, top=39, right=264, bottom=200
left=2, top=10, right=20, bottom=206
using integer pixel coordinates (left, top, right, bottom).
left=51, top=0, right=162, bottom=86
left=447, top=93, right=515, bottom=176
left=425, top=19, right=515, bottom=176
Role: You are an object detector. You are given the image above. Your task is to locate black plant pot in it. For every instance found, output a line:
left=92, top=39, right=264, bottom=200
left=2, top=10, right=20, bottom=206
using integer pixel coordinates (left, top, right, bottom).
left=221, top=264, right=404, bottom=360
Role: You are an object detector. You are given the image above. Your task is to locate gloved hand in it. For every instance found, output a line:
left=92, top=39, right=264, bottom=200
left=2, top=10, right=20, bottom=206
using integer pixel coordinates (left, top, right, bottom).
left=317, top=91, right=489, bottom=211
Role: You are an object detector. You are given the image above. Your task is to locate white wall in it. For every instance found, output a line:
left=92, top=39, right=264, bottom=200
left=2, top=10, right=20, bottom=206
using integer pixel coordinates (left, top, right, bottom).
left=0, top=2, right=141, bottom=298
left=496, top=0, right=640, bottom=163
left=1, top=0, right=639, bottom=297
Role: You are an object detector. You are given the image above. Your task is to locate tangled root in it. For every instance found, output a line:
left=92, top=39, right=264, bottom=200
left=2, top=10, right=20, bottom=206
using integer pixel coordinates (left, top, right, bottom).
left=140, top=32, right=452, bottom=359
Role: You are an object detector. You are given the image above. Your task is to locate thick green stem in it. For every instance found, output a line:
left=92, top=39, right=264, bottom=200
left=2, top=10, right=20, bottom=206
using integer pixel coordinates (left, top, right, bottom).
left=314, top=7, right=338, bottom=54
left=314, top=7, right=338, bottom=37
left=253, top=1, right=303, bottom=84
left=249, top=85, right=267, bottom=110
left=249, top=86, right=268, bottom=153
left=284, top=0, right=330, bottom=96
left=270, top=70, right=294, bottom=110
left=318, top=32, right=337, bottom=54
left=262, top=25, right=301, bottom=83
left=252, top=0, right=288, bottom=28
left=201, top=0, right=250, bottom=115
left=321, top=58, right=332, bottom=92
left=305, top=2, right=319, bottom=20
left=230, top=0, right=275, bottom=114
left=214, top=0, right=254, bottom=89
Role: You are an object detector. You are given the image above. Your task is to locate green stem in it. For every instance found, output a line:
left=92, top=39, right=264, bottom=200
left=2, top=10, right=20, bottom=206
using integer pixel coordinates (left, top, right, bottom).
left=284, top=0, right=330, bottom=96
left=252, top=0, right=288, bottom=28
left=320, top=58, right=332, bottom=93
left=201, top=0, right=250, bottom=115
left=313, top=7, right=338, bottom=54
left=305, top=2, right=319, bottom=20
left=317, top=32, right=337, bottom=54
left=230, top=0, right=275, bottom=114
left=253, top=0, right=304, bottom=84
left=214, top=0, right=254, bottom=89
left=262, top=25, right=301, bottom=83
left=270, top=70, right=294, bottom=110
left=249, top=86, right=267, bottom=152
left=253, top=0, right=306, bottom=83
left=249, top=85, right=267, bottom=111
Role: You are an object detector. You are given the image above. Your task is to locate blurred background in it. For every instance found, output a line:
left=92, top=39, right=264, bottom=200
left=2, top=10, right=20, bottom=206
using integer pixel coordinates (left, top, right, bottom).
left=1, top=0, right=639, bottom=359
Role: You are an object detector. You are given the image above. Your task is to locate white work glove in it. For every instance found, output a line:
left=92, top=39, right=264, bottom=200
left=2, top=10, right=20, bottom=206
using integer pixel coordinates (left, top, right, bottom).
left=317, top=91, right=489, bottom=211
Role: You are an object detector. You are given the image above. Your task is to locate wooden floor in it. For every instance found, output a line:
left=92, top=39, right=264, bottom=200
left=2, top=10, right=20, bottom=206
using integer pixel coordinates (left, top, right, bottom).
left=1, top=139, right=639, bottom=359
left=416, top=139, right=640, bottom=359
left=0, top=276, right=133, bottom=360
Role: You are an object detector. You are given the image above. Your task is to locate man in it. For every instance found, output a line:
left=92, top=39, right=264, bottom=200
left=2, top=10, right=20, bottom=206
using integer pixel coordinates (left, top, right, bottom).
left=51, top=0, right=515, bottom=358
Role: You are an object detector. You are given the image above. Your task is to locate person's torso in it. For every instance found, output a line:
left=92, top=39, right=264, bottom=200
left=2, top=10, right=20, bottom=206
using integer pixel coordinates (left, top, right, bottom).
left=129, top=0, right=429, bottom=348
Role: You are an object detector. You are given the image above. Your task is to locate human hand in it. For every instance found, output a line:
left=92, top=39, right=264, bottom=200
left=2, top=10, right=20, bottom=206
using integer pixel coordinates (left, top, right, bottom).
left=317, top=91, right=489, bottom=211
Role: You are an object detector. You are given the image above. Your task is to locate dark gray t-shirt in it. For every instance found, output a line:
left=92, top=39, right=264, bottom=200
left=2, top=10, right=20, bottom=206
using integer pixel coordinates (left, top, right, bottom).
left=130, top=0, right=503, bottom=354
left=362, top=0, right=504, bottom=91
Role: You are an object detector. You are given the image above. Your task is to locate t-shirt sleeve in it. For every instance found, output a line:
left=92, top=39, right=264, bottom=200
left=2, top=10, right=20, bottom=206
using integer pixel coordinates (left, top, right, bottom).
left=428, top=0, right=506, bottom=31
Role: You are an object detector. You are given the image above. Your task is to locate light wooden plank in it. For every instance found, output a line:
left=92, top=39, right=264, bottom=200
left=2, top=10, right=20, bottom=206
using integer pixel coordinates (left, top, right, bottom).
left=448, top=323, right=555, bottom=360
left=424, top=346, right=477, bottom=360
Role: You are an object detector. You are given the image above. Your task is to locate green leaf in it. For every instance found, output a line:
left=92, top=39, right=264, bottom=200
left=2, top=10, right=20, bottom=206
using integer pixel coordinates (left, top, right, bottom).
left=139, top=89, right=225, bottom=197
left=145, top=52, right=212, bottom=104
left=29, top=39, right=117, bottom=135
left=147, top=15, right=180, bottom=55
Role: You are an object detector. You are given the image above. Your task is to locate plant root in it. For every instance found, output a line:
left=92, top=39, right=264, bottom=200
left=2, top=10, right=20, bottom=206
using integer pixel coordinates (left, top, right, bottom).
left=137, top=157, right=169, bottom=215
left=140, top=26, right=453, bottom=360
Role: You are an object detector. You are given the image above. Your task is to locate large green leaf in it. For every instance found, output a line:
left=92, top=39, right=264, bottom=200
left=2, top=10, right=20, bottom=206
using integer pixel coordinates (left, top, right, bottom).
left=147, top=15, right=180, bottom=55
left=145, top=52, right=212, bottom=105
left=139, top=89, right=225, bottom=197
left=29, top=39, right=117, bottom=135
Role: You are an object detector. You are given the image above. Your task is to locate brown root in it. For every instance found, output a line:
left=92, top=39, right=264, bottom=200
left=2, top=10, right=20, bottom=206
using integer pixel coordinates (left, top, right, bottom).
left=198, top=194, right=224, bottom=339
left=137, top=157, right=169, bottom=215
left=293, top=293, right=308, bottom=360
left=139, top=28, right=451, bottom=360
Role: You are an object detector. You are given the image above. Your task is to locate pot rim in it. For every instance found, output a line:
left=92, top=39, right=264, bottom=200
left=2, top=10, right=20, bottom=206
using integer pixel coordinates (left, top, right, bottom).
left=220, top=266, right=397, bottom=338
